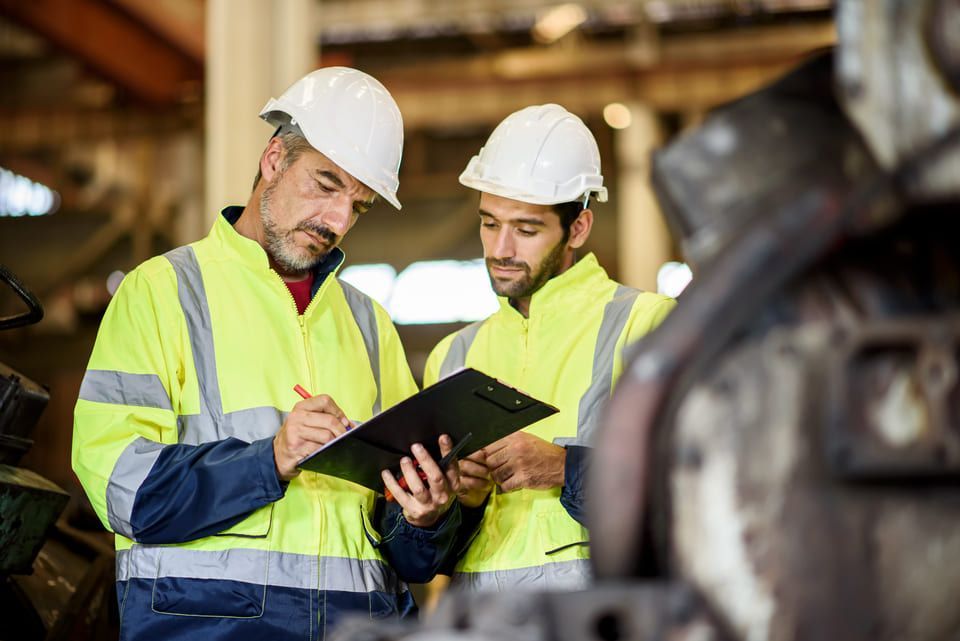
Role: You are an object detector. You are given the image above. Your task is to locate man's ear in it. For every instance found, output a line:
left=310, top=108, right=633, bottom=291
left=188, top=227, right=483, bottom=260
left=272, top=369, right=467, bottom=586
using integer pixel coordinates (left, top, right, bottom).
left=567, top=208, right=594, bottom=250
left=259, top=137, right=285, bottom=184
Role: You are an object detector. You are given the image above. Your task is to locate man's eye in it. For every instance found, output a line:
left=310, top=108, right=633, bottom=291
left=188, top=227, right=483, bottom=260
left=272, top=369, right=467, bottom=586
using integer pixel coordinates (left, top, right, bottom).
left=481, top=222, right=497, bottom=229
left=318, top=182, right=335, bottom=193
left=517, top=229, right=536, bottom=237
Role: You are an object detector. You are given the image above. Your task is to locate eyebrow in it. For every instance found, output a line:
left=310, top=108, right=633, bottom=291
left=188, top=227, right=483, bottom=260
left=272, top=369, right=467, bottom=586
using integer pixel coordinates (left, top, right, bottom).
left=315, top=170, right=345, bottom=189
left=478, top=209, right=546, bottom=226
left=317, top=169, right=376, bottom=211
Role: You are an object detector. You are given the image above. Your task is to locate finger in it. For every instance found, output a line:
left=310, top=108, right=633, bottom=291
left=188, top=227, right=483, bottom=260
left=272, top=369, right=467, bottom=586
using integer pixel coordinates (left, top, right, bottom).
left=459, top=476, right=491, bottom=491
left=298, top=412, right=348, bottom=438
left=399, top=456, right=428, bottom=498
left=381, top=469, right=413, bottom=509
left=482, top=436, right=512, bottom=457
left=499, top=475, right=522, bottom=492
left=438, top=434, right=453, bottom=458
left=287, top=425, right=338, bottom=451
left=458, top=459, right=489, bottom=478
left=463, top=450, right=487, bottom=464
left=490, top=463, right=513, bottom=486
left=412, top=443, right=446, bottom=492
left=485, top=446, right=513, bottom=471
left=297, top=394, right=351, bottom=428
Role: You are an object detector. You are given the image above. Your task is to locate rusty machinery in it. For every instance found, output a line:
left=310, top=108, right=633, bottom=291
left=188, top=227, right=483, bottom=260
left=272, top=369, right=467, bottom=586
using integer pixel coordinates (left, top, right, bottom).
left=0, top=266, right=118, bottom=641
left=330, top=1, right=960, bottom=641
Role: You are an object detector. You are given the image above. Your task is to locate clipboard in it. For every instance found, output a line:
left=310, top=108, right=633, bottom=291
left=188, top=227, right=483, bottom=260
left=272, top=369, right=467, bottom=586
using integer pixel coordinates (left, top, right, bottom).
left=297, top=368, right=558, bottom=491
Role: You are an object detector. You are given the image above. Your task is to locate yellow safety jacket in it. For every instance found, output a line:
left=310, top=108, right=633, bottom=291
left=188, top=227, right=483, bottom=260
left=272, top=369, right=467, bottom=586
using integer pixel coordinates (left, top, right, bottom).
left=424, top=253, right=674, bottom=591
left=73, top=208, right=453, bottom=641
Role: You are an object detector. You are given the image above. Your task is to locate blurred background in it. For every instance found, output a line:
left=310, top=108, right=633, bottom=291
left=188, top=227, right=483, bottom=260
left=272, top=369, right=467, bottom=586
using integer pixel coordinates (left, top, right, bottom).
left=0, top=1, right=832, bottom=634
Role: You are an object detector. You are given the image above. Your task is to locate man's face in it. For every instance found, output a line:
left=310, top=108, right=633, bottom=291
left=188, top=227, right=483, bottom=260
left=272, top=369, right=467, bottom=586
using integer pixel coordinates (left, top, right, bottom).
left=260, top=148, right=376, bottom=274
left=478, top=192, right=569, bottom=299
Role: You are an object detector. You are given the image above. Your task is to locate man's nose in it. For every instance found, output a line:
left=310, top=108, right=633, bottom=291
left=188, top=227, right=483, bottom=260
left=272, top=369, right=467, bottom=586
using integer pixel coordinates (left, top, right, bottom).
left=490, top=228, right=515, bottom=259
left=320, top=201, right=352, bottom=237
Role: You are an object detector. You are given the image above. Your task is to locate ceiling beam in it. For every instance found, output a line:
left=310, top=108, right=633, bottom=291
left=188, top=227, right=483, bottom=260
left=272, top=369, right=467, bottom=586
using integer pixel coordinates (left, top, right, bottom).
left=108, top=0, right=204, bottom=61
left=0, top=0, right=202, bottom=104
left=382, top=21, right=834, bottom=127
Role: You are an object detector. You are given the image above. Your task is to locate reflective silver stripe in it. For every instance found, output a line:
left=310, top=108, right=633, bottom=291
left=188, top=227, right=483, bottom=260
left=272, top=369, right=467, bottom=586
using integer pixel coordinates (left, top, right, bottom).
left=450, top=559, right=591, bottom=592
left=116, top=547, right=405, bottom=594
left=79, top=370, right=172, bottom=411
left=339, top=280, right=382, bottom=416
left=570, top=285, right=639, bottom=446
left=438, top=321, right=484, bottom=379
left=177, top=406, right=287, bottom=446
left=106, top=437, right=165, bottom=538
left=165, top=246, right=224, bottom=442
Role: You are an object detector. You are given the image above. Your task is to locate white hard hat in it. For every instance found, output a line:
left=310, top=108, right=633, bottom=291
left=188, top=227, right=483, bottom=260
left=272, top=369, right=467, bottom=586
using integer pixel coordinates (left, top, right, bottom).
left=260, top=67, right=404, bottom=210
left=459, top=104, right=607, bottom=206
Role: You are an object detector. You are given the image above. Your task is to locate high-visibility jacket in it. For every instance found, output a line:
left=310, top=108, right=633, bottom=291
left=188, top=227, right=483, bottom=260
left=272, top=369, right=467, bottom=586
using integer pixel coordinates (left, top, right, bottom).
left=73, top=208, right=458, bottom=641
left=424, top=253, right=674, bottom=592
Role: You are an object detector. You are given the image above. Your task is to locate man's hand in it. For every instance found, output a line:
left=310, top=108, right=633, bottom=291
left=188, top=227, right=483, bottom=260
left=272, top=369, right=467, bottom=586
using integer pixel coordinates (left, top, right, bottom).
left=381, top=435, right=459, bottom=528
left=485, top=432, right=566, bottom=492
left=274, top=394, right=352, bottom=481
left=456, top=449, right=494, bottom=508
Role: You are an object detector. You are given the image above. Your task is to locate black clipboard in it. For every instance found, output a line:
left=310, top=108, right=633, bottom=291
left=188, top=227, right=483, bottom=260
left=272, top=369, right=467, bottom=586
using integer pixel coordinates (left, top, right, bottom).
left=297, top=368, right=558, bottom=491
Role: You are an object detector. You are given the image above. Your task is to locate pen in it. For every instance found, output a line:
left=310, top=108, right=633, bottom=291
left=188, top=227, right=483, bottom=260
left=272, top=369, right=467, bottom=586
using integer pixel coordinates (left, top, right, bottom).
left=385, top=432, right=473, bottom=502
left=294, top=384, right=311, bottom=400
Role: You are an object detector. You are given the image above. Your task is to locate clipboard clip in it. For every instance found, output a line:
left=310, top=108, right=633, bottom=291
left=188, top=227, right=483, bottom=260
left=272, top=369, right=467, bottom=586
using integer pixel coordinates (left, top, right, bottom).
left=473, top=381, right=536, bottom=412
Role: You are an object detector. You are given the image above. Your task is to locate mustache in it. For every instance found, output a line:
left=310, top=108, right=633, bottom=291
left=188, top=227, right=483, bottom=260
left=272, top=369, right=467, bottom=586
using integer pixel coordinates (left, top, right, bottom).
left=486, top=257, right=529, bottom=273
left=295, top=222, right=339, bottom=245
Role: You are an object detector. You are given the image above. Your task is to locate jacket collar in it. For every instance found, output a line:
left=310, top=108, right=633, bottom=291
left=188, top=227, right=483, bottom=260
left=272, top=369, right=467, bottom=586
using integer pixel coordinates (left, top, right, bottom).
left=496, top=252, right=609, bottom=320
left=211, top=206, right=346, bottom=289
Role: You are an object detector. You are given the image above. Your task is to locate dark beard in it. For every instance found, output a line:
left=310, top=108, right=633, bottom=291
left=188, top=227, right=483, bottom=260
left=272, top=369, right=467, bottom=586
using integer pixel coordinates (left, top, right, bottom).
left=486, top=238, right=566, bottom=299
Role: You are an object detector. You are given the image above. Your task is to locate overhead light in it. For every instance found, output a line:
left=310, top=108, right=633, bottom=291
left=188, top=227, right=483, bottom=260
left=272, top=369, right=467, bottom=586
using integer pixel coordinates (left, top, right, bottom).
left=603, top=102, right=633, bottom=129
left=0, top=167, right=59, bottom=217
left=657, top=261, right=693, bottom=298
left=340, top=260, right=499, bottom=325
left=532, top=3, right=588, bottom=44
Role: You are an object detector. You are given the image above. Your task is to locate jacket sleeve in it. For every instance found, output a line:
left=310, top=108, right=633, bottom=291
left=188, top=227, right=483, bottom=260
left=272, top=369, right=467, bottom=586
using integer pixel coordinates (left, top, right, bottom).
left=72, top=262, right=284, bottom=544
left=559, top=445, right=590, bottom=527
left=371, top=500, right=464, bottom=583
left=556, top=295, right=675, bottom=527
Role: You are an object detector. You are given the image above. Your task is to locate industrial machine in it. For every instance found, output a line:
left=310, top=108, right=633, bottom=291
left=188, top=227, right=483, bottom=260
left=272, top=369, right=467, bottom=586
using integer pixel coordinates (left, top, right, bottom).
left=331, top=2, right=960, bottom=640
left=0, top=265, right=117, bottom=641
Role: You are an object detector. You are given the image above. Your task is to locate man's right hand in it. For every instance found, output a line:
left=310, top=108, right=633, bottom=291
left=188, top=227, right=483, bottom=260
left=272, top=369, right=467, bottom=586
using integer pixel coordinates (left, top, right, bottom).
left=274, top=394, right=352, bottom=481
left=457, top=449, right=494, bottom=508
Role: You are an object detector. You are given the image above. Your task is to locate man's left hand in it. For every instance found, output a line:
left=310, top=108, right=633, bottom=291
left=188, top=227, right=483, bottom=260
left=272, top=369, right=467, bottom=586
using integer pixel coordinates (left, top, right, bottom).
left=485, top=432, right=565, bottom=492
left=381, top=435, right=459, bottom=528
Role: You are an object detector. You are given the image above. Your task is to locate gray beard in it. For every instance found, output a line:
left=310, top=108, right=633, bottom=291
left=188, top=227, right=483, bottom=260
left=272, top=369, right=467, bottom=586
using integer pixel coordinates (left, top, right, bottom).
left=259, top=177, right=329, bottom=275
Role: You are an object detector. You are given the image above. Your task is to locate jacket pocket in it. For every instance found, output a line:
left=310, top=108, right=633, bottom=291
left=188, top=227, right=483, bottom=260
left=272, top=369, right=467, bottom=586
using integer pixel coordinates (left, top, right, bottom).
left=537, top=509, right=589, bottom=556
left=151, top=504, right=275, bottom=617
left=215, top=503, right=274, bottom=538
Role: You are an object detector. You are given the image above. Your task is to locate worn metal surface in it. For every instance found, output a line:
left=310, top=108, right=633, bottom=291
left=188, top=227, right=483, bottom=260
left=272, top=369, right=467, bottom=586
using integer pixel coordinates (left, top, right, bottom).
left=593, top=51, right=899, bottom=578
left=0, top=464, right=69, bottom=574
left=651, top=53, right=880, bottom=269
left=824, top=317, right=960, bottom=479
left=650, top=208, right=960, bottom=641
left=835, top=0, right=960, bottom=201
left=672, top=321, right=960, bottom=641
left=0, top=361, right=49, bottom=466
left=329, top=582, right=727, bottom=641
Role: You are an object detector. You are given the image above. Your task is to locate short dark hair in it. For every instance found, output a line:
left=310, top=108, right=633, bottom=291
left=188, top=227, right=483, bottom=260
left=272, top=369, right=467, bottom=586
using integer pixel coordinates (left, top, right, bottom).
left=251, top=131, right=314, bottom=191
left=553, top=200, right=586, bottom=240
